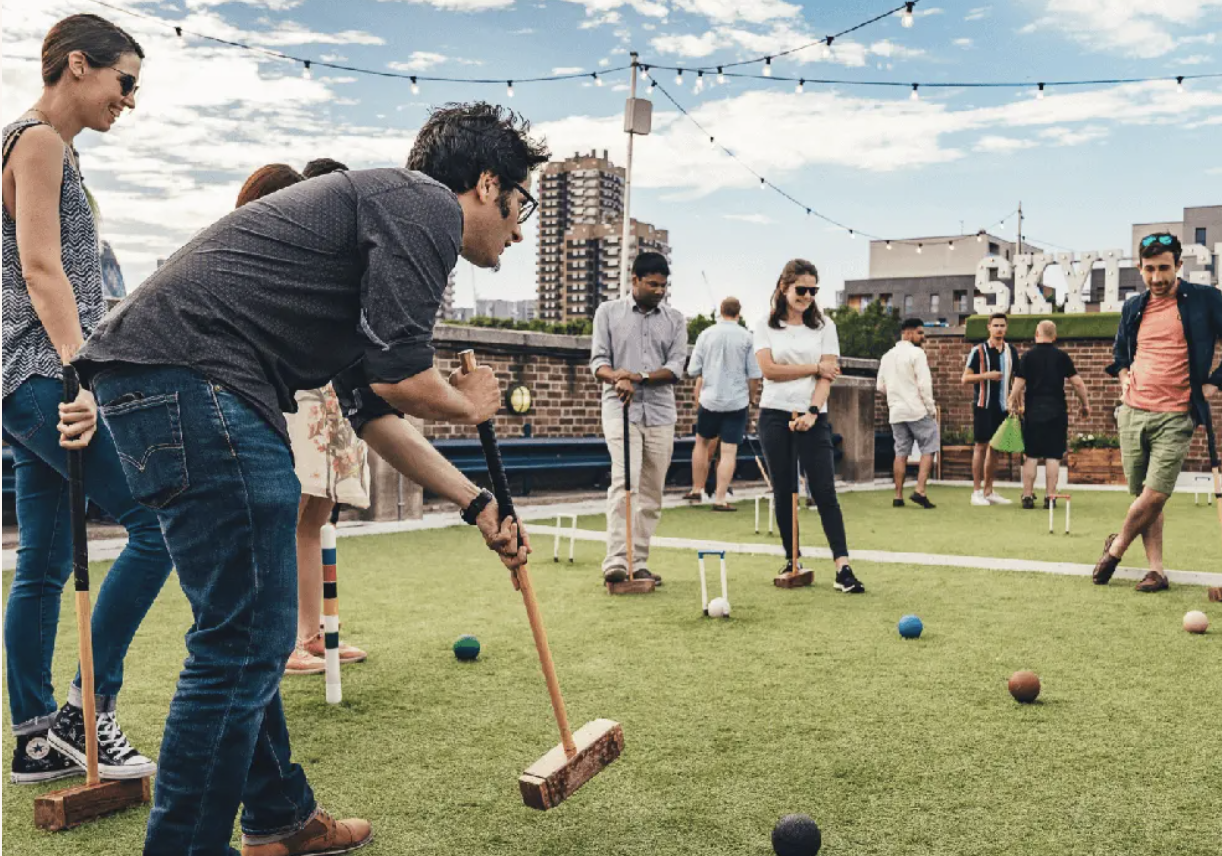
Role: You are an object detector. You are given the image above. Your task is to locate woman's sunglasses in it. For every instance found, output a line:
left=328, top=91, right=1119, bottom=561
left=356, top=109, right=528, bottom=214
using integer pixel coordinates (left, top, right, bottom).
left=106, top=66, right=139, bottom=98
left=793, top=285, right=818, bottom=297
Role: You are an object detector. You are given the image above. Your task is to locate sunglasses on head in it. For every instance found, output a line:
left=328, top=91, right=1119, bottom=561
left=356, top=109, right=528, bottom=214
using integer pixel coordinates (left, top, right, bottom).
left=1141, top=234, right=1174, bottom=248
left=793, top=285, right=818, bottom=297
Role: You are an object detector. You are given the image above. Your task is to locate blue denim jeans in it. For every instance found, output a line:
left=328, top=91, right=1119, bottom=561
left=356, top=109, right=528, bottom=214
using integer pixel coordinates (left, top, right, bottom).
left=92, top=365, right=314, bottom=856
left=2, top=376, right=173, bottom=734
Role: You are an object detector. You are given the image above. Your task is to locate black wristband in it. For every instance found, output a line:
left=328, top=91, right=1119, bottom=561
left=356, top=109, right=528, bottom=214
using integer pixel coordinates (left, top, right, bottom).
left=461, top=488, right=495, bottom=525
left=808, top=406, right=821, bottom=415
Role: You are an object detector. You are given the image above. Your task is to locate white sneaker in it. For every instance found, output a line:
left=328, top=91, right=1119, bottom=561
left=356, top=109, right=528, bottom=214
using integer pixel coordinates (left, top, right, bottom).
left=970, top=490, right=991, bottom=507
left=985, top=492, right=1012, bottom=505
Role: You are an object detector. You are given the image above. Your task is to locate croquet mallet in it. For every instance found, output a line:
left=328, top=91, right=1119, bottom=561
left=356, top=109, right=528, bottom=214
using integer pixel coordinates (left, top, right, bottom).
left=1205, top=404, right=1222, bottom=602
left=459, top=351, right=623, bottom=810
left=321, top=504, right=342, bottom=704
left=34, top=364, right=151, bottom=831
left=775, top=412, right=813, bottom=588
left=607, top=398, right=654, bottom=594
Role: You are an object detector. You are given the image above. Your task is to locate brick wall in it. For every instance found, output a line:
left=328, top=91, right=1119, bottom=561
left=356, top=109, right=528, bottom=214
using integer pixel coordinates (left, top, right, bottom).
left=874, top=329, right=1219, bottom=473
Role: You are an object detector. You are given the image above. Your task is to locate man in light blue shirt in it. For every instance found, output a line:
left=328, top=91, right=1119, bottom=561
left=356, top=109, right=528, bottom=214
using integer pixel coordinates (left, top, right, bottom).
left=685, top=297, right=762, bottom=510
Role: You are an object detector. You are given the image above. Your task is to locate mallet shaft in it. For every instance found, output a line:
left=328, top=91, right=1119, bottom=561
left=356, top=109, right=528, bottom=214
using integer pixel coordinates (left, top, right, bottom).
left=623, top=401, right=633, bottom=573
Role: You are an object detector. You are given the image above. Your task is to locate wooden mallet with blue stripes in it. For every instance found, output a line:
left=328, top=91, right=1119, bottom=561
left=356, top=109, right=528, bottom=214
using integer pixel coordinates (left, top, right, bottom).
left=321, top=505, right=342, bottom=705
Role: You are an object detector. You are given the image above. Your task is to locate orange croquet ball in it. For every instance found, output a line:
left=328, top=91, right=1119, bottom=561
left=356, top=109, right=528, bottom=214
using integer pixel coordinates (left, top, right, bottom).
left=1008, top=670, right=1041, bottom=703
left=1183, top=611, right=1210, bottom=634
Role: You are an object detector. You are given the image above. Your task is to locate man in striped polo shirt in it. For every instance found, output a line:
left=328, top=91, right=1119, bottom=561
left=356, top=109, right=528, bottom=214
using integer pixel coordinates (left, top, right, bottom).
left=961, top=312, right=1021, bottom=506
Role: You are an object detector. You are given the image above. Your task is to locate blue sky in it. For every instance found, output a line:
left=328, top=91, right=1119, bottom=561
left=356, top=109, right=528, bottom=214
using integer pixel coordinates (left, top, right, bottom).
left=3, top=0, right=1219, bottom=323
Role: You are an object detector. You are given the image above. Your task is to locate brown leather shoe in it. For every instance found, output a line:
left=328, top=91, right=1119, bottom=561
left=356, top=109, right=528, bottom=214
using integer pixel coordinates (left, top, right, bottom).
left=1092, top=534, right=1120, bottom=585
left=242, top=809, right=372, bottom=856
left=1209, top=587, right=1222, bottom=603
left=1135, top=571, right=1169, bottom=593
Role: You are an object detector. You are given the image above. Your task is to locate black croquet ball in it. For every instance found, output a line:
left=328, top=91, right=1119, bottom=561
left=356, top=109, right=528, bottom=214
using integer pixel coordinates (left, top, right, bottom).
left=772, top=813, right=821, bottom=856
left=453, top=635, right=480, bottom=661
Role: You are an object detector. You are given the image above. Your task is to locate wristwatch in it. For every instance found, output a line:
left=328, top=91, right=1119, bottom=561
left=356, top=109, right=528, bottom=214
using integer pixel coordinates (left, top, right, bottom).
left=460, top=488, right=495, bottom=525
left=641, top=371, right=652, bottom=386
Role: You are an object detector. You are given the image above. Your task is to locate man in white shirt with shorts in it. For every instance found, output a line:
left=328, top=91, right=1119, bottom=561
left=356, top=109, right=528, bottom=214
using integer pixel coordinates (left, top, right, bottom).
left=877, top=318, right=938, bottom=508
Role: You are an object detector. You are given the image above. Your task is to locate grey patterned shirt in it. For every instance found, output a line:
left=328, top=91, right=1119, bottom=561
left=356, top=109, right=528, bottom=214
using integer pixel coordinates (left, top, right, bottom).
left=77, top=169, right=461, bottom=444
left=589, top=296, right=688, bottom=427
left=2, top=119, right=103, bottom=399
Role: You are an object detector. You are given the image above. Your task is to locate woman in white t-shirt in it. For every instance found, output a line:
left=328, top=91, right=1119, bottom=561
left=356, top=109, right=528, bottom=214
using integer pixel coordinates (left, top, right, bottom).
left=754, top=259, right=864, bottom=593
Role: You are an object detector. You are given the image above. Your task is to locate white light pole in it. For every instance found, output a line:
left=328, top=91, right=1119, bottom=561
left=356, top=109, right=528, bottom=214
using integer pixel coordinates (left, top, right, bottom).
left=620, top=52, right=652, bottom=298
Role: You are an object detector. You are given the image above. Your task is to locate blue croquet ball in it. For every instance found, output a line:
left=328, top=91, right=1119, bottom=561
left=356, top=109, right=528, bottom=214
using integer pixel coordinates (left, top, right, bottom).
left=897, top=614, right=923, bottom=639
left=772, top=813, right=821, bottom=856
left=453, top=635, right=480, bottom=661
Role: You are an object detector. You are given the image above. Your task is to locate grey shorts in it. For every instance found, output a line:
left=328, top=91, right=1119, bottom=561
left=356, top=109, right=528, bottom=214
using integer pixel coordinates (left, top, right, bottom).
left=892, top=416, right=940, bottom=457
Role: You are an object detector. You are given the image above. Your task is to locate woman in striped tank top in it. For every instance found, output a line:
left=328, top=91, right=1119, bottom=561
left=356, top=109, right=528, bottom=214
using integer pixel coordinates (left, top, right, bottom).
left=2, top=14, right=172, bottom=785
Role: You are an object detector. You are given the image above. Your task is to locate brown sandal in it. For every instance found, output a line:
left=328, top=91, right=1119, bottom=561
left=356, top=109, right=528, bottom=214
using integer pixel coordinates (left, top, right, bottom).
left=711, top=503, right=738, bottom=512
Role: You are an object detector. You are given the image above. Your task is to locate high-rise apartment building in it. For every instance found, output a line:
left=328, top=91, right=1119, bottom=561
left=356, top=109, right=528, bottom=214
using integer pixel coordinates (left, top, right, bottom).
left=536, top=150, right=672, bottom=322
left=438, top=268, right=458, bottom=321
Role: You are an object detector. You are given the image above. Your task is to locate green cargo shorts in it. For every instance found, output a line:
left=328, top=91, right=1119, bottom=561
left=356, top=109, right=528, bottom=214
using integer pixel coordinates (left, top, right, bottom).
left=1118, top=405, right=1195, bottom=497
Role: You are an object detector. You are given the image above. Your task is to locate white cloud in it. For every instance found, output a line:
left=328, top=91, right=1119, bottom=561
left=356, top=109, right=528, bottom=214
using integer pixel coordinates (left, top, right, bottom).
left=1022, top=0, right=1222, bottom=58
left=974, top=135, right=1037, bottom=154
left=1038, top=126, right=1109, bottom=146
left=953, top=37, right=973, bottom=48
left=377, top=0, right=514, bottom=10
left=552, top=66, right=586, bottom=74
left=1172, top=54, right=1215, bottom=65
left=670, top=0, right=801, bottom=25
left=965, top=6, right=989, bottom=20
left=724, top=213, right=774, bottom=224
left=650, top=23, right=923, bottom=67
left=599, top=57, right=612, bottom=66
left=916, top=6, right=944, bottom=16
left=186, top=0, right=305, bottom=9
left=580, top=11, right=623, bottom=29
left=556, top=0, right=668, bottom=19
left=388, top=51, right=447, bottom=71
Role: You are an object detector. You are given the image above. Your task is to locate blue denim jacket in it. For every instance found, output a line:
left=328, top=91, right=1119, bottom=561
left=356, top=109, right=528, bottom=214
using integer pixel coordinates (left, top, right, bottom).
left=1106, top=278, right=1222, bottom=427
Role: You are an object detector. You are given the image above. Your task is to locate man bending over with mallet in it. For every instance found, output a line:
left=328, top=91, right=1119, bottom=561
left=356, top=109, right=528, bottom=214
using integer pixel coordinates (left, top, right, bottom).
left=1092, top=233, right=1222, bottom=592
left=76, top=103, right=545, bottom=856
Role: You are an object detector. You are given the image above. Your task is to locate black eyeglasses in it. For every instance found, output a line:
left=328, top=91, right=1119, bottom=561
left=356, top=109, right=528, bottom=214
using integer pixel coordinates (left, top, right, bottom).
left=508, top=180, right=537, bottom=224
left=1141, top=234, right=1174, bottom=248
left=793, top=285, right=818, bottom=297
left=107, top=66, right=139, bottom=98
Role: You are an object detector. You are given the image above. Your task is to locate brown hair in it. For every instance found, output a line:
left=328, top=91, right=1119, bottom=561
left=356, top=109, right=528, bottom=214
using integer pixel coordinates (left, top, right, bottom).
left=767, top=259, right=823, bottom=330
left=720, top=297, right=741, bottom=319
left=236, top=164, right=304, bottom=208
left=42, top=14, right=143, bottom=87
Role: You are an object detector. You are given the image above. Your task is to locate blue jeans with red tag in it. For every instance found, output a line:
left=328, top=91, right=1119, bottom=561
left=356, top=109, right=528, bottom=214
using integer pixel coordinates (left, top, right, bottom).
left=92, top=364, right=314, bottom=856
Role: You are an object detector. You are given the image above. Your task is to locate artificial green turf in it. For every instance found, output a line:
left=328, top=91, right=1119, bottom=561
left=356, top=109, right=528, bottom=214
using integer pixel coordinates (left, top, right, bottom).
left=3, top=522, right=1221, bottom=855
left=571, top=486, right=1222, bottom=574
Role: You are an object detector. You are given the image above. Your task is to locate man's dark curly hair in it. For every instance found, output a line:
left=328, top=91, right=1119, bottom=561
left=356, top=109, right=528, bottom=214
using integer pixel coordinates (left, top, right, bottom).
left=407, top=102, right=550, bottom=218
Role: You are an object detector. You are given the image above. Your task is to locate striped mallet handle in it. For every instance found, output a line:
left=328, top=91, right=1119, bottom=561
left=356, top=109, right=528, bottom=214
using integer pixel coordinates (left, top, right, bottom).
left=623, top=400, right=633, bottom=574
left=64, top=365, right=100, bottom=786
left=459, top=350, right=576, bottom=757
left=321, top=505, right=342, bottom=705
left=791, top=412, right=801, bottom=565
left=1205, top=404, right=1222, bottom=551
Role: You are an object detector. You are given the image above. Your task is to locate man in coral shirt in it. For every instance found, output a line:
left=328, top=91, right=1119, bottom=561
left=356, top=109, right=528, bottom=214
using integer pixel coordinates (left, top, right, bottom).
left=1093, top=233, right=1222, bottom=591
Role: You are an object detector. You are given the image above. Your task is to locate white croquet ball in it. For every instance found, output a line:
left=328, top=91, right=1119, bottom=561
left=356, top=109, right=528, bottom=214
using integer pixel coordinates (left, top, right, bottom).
left=707, top=597, right=731, bottom=618
left=1183, top=610, right=1209, bottom=634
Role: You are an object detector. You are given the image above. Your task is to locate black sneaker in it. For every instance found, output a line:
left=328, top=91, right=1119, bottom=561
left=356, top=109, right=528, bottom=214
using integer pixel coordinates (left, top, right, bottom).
left=1021, top=496, right=1036, bottom=510
left=892, top=498, right=905, bottom=508
left=10, top=730, right=83, bottom=784
left=1043, top=496, right=1056, bottom=510
left=632, top=568, right=663, bottom=586
left=909, top=493, right=936, bottom=509
left=49, top=703, right=156, bottom=780
left=603, top=566, right=629, bottom=584
left=833, top=565, right=865, bottom=594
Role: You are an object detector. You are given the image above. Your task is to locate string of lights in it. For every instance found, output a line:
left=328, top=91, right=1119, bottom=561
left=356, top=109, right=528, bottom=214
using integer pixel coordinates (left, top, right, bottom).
left=650, top=77, right=1040, bottom=251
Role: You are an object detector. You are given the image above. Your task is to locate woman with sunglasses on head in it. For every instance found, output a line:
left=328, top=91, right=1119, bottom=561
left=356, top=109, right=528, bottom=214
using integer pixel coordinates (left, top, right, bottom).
left=232, top=161, right=376, bottom=676
left=2, top=14, right=171, bottom=784
left=754, top=259, right=865, bottom=593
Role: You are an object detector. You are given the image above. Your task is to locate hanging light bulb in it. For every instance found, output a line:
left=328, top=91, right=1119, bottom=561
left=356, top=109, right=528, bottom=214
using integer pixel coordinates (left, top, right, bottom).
left=507, top=80, right=514, bottom=97
left=823, top=36, right=835, bottom=60
left=696, top=70, right=704, bottom=92
left=948, top=241, right=956, bottom=251
left=796, top=78, right=805, bottom=94
left=1176, top=75, right=1185, bottom=94
left=886, top=241, right=893, bottom=250
left=902, top=1, right=915, bottom=28
left=593, top=72, right=602, bottom=87
left=763, top=57, right=773, bottom=77
left=675, top=69, right=684, bottom=86
left=717, top=66, right=725, bottom=84
left=302, top=60, right=312, bottom=80
left=759, top=177, right=766, bottom=190
left=709, top=135, right=715, bottom=146
left=1037, top=82, right=1045, bottom=100
left=910, top=83, right=920, bottom=101
left=640, top=66, right=650, bottom=79
left=916, top=242, right=923, bottom=254
left=174, top=26, right=183, bottom=41
left=649, top=78, right=656, bottom=93
left=976, top=231, right=984, bottom=243
left=410, top=76, right=419, bottom=95
left=850, top=229, right=856, bottom=239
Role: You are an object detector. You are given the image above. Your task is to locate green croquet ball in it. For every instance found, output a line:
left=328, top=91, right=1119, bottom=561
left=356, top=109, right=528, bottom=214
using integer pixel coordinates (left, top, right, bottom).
left=453, top=635, right=481, bottom=661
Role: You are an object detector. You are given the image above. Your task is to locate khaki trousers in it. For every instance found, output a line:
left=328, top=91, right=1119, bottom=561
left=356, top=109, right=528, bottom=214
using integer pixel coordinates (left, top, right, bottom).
left=602, top=413, right=675, bottom=573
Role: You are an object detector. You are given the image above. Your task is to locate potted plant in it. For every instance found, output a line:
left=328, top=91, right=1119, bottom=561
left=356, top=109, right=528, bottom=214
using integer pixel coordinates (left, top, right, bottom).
left=1068, top=433, right=1124, bottom=485
left=939, top=426, right=975, bottom=481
